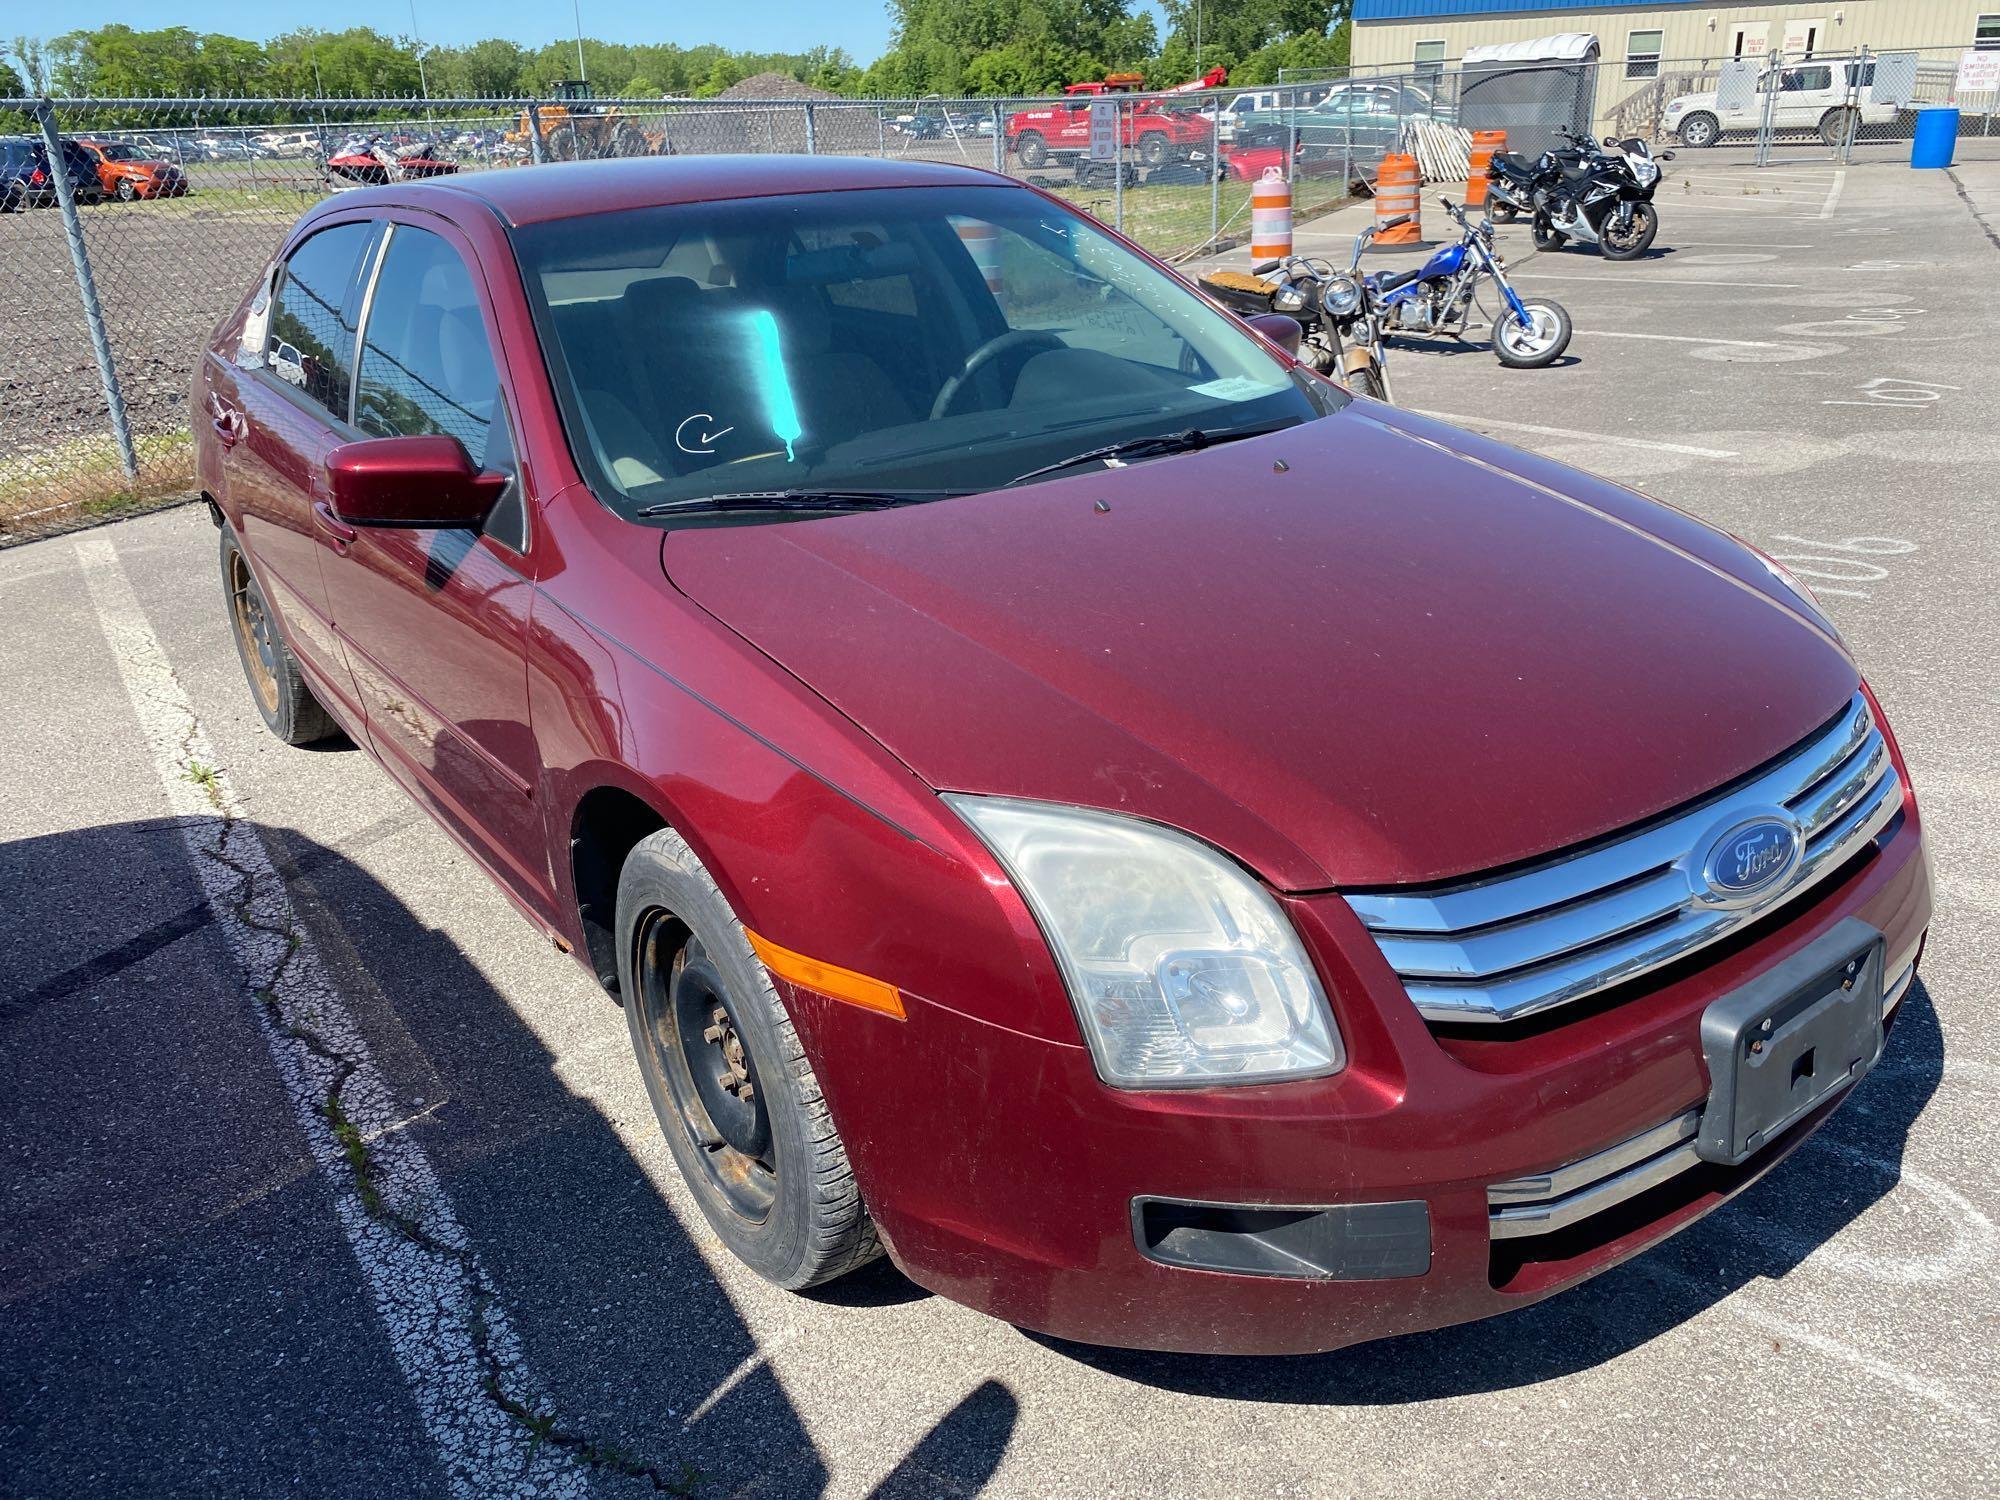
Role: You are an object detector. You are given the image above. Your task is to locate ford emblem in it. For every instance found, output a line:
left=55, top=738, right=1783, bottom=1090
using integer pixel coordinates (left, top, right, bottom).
left=1689, top=812, right=1802, bottom=909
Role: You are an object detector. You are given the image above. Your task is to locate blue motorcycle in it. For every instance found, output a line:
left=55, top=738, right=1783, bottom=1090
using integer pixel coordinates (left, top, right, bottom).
left=1363, top=196, right=1573, bottom=393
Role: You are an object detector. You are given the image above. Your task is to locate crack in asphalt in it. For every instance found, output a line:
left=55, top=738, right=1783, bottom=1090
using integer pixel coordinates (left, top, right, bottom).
left=75, top=534, right=699, bottom=1498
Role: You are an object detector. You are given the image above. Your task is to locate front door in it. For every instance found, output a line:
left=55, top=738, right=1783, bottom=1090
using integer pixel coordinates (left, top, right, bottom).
left=224, top=219, right=378, bottom=722
left=313, top=216, right=548, bottom=909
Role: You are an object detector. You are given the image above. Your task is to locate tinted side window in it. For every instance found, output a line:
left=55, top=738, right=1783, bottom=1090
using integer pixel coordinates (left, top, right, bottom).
left=267, top=222, right=374, bottom=420
left=353, top=225, right=501, bottom=463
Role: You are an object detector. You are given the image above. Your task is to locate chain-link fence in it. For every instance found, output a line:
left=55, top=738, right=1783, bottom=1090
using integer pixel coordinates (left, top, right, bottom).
left=4, top=84, right=1389, bottom=542
left=7, top=57, right=1994, bottom=541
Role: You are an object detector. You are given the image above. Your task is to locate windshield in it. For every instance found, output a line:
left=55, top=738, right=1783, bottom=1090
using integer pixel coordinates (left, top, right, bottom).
left=510, top=184, right=1341, bottom=521
left=93, top=143, right=142, bottom=161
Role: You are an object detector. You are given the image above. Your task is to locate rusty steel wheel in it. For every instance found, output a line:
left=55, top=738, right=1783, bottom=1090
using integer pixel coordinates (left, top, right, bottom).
left=616, top=827, right=881, bottom=1289
left=219, top=526, right=338, bottom=745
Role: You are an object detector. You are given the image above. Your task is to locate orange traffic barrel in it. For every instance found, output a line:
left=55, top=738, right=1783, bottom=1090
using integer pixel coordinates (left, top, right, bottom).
left=1373, top=153, right=1421, bottom=244
left=1465, top=130, right=1507, bottom=209
left=955, top=216, right=1004, bottom=294
left=1251, top=167, right=1293, bottom=260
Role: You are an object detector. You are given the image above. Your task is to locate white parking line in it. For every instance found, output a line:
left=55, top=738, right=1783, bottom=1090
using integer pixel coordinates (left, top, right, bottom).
left=1675, top=240, right=1815, bottom=249
left=1820, top=169, right=1847, bottom=218
left=1515, top=273, right=1804, bottom=289
left=1415, top=411, right=1739, bottom=458
left=1576, top=331, right=1787, bottom=348
left=74, top=535, right=588, bottom=1500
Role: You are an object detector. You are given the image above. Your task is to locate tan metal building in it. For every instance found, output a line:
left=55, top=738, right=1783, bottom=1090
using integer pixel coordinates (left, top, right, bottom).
left=1352, top=1, right=2000, bottom=73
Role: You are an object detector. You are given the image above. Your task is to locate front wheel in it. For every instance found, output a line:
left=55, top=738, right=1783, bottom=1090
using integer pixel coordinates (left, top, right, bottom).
left=1492, top=296, right=1572, bottom=369
left=1599, top=201, right=1659, bottom=260
left=115, top=178, right=139, bottom=202
left=1345, top=362, right=1388, bottom=402
left=1678, top=112, right=1720, bottom=149
left=1531, top=211, right=1566, bottom=252
left=616, top=828, right=882, bottom=1291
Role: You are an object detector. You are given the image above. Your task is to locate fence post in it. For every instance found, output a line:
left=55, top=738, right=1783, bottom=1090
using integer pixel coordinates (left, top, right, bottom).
left=804, top=101, right=818, bottom=155
left=878, top=106, right=887, bottom=158
left=1114, top=99, right=1125, bottom=233
left=1210, top=91, right=1221, bottom=248
left=35, top=97, right=138, bottom=485
left=527, top=101, right=546, bottom=164
left=1755, top=53, right=1780, bottom=166
left=992, top=101, right=1004, bottom=172
left=1842, top=47, right=1869, bottom=163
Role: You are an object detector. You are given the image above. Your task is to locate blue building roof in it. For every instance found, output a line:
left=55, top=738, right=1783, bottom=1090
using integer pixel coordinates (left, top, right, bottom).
left=1356, top=0, right=1653, bottom=18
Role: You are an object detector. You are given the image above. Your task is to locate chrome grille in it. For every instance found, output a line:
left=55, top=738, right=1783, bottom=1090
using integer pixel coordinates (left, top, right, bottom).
left=1348, top=692, right=1901, bottom=1025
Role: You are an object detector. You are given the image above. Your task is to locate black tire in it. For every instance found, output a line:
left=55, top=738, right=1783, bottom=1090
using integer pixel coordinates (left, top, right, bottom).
left=1492, top=297, right=1573, bottom=369
left=544, top=124, right=579, bottom=161
left=1014, top=131, right=1047, bottom=168
left=1531, top=211, right=1567, bottom=252
left=1346, top=362, right=1388, bottom=402
left=1599, top=201, right=1659, bottom=260
left=616, top=828, right=881, bottom=1291
left=219, top=528, right=339, bottom=745
left=1819, top=108, right=1856, bottom=148
left=1137, top=131, right=1170, bottom=167
left=1678, top=112, right=1719, bottom=149
left=115, top=178, right=139, bottom=202
left=1488, top=200, right=1520, bottom=224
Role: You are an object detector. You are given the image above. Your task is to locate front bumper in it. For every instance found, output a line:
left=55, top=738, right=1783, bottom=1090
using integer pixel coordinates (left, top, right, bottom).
left=781, top=798, right=1930, bottom=1355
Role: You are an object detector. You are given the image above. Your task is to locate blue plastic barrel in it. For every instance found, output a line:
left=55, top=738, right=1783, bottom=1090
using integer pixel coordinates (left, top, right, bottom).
left=1910, top=108, right=1958, bottom=168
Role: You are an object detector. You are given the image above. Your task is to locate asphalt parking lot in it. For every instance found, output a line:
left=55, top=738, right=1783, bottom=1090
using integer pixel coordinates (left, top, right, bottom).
left=2, top=157, right=1996, bottom=1498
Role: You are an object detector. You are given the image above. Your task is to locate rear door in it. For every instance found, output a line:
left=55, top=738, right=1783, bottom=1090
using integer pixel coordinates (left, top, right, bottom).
left=220, top=218, right=379, bottom=722
left=313, top=213, right=547, bottom=906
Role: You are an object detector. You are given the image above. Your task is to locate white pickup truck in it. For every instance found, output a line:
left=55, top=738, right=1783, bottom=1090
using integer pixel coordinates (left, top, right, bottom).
left=1663, top=58, right=1895, bottom=147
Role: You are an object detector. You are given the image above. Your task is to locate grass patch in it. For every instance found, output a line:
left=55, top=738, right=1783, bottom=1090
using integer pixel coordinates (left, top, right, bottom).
left=1050, top=175, right=1358, bottom=260
left=0, top=429, right=194, bottom=534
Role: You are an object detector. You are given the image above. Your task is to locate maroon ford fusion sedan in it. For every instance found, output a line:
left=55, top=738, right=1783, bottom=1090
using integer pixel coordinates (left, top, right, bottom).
left=193, top=155, right=1932, bottom=1355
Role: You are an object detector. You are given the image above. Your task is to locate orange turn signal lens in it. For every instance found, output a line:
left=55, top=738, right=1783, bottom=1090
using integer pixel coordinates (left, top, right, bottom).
left=745, top=929, right=905, bottom=1020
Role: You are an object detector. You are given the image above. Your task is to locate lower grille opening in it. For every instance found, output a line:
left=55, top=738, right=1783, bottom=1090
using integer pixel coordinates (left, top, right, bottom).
left=1133, top=1197, right=1431, bottom=1281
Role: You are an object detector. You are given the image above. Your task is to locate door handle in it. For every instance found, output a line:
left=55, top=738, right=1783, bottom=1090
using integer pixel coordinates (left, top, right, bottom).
left=312, top=500, right=358, bottom=550
left=207, top=392, right=244, bottom=448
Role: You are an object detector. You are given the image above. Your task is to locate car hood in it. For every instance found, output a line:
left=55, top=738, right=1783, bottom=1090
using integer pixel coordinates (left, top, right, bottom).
left=662, top=405, right=1857, bottom=891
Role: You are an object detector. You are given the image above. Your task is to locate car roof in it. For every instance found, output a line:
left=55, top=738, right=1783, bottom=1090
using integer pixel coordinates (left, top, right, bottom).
left=393, top=154, right=1019, bottom=228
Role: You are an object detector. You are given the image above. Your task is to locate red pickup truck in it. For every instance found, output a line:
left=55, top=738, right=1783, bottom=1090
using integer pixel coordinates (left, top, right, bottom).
left=1006, top=83, right=1213, bottom=169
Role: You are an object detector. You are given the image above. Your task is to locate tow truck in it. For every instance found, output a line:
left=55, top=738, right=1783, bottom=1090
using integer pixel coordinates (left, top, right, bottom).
left=1005, top=68, right=1222, bottom=170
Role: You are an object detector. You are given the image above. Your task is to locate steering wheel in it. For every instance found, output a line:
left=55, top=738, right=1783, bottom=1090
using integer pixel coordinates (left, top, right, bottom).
left=929, top=330, right=1068, bottom=420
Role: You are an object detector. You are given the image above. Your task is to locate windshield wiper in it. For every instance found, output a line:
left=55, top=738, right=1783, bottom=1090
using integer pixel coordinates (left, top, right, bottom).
left=636, top=488, right=952, bottom=518
left=1003, top=421, right=1294, bottom=489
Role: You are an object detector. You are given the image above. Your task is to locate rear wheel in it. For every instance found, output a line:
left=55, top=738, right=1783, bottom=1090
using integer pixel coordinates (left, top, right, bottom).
left=1599, top=202, right=1659, bottom=260
left=219, top=528, right=338, bottom=745
left=544, top=123, right=579, bottom=161
left=617, top=828, right=882, bottom=1291
left=1137, top=131, right=1170, bottom=167
left=1015, top=131, right=1048, bottom=168
left=1531, top=211, right=1567, bottom=252
left=1819, top=107, right=1858, bottom=148
left=1492, top=297, right=1572, bottom=369
left=1488, top=200, right=1519, bottom=224
left=1678, top=112, right=1719, bottom=149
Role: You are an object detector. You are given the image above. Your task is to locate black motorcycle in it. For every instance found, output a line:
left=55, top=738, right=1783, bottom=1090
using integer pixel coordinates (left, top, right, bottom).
left=1487, top=127, right=1673, bottom=262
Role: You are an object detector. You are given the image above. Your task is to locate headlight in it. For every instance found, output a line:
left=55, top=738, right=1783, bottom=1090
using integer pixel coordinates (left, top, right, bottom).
left=946, top=796, right=1344, bottom=1088
left=1634, top=159, right=1660, bottom=185
left=1321, top=274, right=1361, bottom=316
left=1272, top=283, right=1309, bottom=313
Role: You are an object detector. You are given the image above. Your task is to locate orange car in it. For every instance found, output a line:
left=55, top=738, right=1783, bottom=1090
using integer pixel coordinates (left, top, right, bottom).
left=73, top=139, right=188, bottom=201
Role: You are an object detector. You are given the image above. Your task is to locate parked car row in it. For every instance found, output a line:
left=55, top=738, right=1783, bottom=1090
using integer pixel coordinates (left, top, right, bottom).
left=0, top=135, right=192, bottom=209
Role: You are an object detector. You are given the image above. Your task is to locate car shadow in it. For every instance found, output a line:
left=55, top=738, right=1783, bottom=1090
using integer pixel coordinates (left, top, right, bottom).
left=1025, top=978, right=1945, bottom=1405
left=0, top=818, right=1011, bottom=1498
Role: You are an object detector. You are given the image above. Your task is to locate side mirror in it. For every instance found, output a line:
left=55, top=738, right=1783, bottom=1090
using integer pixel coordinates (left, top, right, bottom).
left=324, top=435, right=508, bottom=529
left=1244, top=312, right=1303, bottom=356
left=1660, top=150, right=1678, bottom=161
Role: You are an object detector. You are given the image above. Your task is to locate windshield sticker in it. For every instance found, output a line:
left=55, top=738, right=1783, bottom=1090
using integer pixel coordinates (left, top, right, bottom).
left=1190, top=376, right=1271, bottom=402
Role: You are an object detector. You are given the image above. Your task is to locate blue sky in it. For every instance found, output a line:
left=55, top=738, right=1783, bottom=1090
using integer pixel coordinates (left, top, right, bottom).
left=39, top=3, right=1177, bottom=61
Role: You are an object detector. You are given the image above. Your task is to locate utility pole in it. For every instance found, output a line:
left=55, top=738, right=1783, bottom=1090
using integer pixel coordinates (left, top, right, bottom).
left=573, top=0, right=588, bottom=82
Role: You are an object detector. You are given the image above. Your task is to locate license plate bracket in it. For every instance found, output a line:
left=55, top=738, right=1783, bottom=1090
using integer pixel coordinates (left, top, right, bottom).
left=1696, top=916, right=1885, bottom=1167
